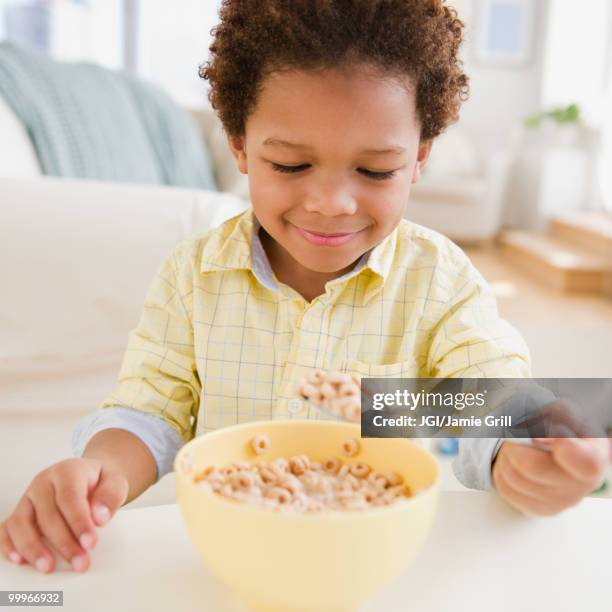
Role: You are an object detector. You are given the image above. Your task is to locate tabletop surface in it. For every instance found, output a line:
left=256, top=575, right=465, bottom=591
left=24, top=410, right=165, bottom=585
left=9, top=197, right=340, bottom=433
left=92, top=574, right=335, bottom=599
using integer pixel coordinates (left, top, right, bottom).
left=1, top=491, right=610, bottom=612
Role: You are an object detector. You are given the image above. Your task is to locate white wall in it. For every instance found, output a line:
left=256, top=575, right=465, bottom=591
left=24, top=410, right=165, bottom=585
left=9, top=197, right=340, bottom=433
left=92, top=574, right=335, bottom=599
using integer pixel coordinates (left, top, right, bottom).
left=136, top=0, right=222, bottom=109
left=451, top=0, right=550, bottom=150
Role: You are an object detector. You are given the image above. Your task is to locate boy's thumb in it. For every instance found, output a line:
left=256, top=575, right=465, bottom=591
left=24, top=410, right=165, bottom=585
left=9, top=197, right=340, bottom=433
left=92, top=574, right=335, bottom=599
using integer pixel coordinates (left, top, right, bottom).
left=89, top=468, right=129, bottom=526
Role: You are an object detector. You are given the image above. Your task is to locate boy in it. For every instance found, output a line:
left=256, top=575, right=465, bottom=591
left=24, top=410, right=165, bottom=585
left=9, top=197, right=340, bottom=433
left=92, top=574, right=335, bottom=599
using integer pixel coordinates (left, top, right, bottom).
left=1, top=0, right=608, bottom=574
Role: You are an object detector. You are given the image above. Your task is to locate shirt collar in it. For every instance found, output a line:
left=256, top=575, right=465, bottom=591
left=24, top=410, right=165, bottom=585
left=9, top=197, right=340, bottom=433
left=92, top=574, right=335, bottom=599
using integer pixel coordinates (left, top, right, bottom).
left=200, top=207, right=397, bottom=292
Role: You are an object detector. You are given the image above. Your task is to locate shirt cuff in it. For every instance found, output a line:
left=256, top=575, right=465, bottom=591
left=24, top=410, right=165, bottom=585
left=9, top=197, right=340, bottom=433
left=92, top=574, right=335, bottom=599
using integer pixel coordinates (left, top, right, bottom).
left=72, top=406, right=184, bottom=482
left=452, top=438, right=501, bottom=491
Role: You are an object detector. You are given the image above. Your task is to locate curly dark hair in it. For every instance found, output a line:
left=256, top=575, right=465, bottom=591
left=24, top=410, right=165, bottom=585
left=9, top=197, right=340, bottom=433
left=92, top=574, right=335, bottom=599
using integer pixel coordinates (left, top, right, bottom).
left=200, top=0, right=469, bottom=141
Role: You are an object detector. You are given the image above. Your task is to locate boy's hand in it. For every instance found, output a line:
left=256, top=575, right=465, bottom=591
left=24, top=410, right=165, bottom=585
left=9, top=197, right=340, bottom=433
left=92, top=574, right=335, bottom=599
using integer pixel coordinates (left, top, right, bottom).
left=0, top=458, right=128, bottom=573
left=492, top=438, right=609, bottom=516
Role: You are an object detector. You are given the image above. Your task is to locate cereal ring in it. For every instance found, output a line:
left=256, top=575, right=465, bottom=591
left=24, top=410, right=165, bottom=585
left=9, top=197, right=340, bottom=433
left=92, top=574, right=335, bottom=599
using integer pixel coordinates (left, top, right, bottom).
left=383, top=471, right=403, bottom=487
left=266, top=486, right=293, bottom=504
left=289, top=454, right=310, bottom=476
left=341, top=437, right=360, bottom=457
left=271, top=457, right=289, bottom=473
left=349, top=462, right=371, bottom=479
left=229, top=471, right=255, bottom=490
left=278, top=474, right=303, bottom=496
left=299, top=382, right=319, bottom=400
left=337, top=463, right=350, bottom=478
left=344, top=473, right=361, bottom=491
left=250, top=434, right=271, bottom=455
left=319, top=381, right=336, bottom=400
left=220, top=465, right=238, bottom=477
left=306, top=369, right=326, bottom=385
left=310, top=461, right=323, bottom=471
left=327, top=372, right=353, bottom=386
left=338, top=382, right=359, bottom=397
left=232, top=461, right=251, bottom=471
left=299, top=471, right=321, bottom=490
left=259, top=466, right=279, bottom=484
left=323, top=457, right=341, bottom=474
left=367, top=472, right=390, bottom=490
left=362, top=487, right=379, bottom=503
left=343, top=404, right=361, bottom=423
left=206, top=468, right=225, bottom=483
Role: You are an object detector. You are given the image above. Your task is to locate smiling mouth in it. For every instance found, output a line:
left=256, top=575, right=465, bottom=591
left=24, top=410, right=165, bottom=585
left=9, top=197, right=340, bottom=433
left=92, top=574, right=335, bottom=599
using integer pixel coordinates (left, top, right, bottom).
left=303, top=229, right=356, bottom=237
left=294, top=225, right=364, bottom=247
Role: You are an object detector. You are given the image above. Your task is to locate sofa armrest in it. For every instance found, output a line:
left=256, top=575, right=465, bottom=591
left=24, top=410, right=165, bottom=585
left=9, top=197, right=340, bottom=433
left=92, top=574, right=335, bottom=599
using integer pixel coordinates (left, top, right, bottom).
left=0, top=176, right=249, bottom=416
left=187, top=106, right=250, bottom=201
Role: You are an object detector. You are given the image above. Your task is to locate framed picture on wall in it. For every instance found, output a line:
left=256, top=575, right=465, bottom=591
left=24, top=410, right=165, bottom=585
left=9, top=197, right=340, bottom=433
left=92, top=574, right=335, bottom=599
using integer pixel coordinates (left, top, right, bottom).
left=474, top=0, right=536, bottom=67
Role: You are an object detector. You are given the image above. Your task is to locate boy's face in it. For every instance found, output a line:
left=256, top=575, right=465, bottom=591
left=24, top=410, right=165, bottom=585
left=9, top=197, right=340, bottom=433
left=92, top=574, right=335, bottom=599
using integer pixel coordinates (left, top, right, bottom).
left=228, top=67, right=431, bottom=278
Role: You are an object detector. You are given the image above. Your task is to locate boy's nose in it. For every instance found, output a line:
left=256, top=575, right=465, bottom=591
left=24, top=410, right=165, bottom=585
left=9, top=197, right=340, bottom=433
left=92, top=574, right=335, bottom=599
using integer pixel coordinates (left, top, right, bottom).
left=302, top=188, right=358, bottom=217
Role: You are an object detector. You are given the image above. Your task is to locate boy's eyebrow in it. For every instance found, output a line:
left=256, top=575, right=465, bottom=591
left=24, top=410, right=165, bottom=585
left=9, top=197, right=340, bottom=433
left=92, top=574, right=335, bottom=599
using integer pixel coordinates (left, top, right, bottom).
left=262, top=138, right=406, bottom=155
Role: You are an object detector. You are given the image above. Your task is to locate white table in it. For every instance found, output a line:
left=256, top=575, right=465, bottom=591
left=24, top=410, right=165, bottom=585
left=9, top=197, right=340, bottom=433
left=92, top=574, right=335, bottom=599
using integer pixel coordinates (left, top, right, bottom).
left=1, top=491, right=610, bottom=612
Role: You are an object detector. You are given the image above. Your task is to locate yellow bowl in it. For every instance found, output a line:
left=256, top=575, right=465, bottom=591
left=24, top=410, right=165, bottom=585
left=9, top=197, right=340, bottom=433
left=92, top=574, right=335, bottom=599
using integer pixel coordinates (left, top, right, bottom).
left=175, top=420, right=440, bottom=612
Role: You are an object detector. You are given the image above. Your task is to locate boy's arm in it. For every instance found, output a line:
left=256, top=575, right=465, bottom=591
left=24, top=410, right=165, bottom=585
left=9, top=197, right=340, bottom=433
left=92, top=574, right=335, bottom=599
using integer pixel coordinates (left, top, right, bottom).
left=80, top=428, right=158, bottom=505
left=425, top=254, right=532, bottom=490
left=98, top=242, right=201, bottom=447
left=452, top=439, right=503, bottom=490
left=72, top=406, right=185, bottom=483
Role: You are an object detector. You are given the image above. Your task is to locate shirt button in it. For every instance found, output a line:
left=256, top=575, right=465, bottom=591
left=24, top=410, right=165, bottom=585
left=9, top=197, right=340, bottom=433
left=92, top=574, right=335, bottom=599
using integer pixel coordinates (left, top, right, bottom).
left=287, top=399, right=303, bottom=415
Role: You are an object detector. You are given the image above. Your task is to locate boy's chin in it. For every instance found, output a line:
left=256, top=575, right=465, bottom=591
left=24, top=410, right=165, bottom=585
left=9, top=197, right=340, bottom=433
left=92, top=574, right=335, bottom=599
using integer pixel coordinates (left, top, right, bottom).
left=296, top=252, right=363, bottom=275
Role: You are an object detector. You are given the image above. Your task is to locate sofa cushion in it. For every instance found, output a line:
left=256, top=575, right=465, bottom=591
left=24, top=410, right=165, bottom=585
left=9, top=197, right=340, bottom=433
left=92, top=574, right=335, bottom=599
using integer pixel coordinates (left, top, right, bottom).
left=0, top=42, right=218, bottom=189
left=0, top=177, right=249, bottom=414
left=0, top=95, right=41, bottom=178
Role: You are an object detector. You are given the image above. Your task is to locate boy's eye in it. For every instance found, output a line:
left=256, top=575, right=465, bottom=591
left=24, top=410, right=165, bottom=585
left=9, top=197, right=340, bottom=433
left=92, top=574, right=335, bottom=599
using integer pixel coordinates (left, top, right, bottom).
left=270, top=163, right=396, bottom=181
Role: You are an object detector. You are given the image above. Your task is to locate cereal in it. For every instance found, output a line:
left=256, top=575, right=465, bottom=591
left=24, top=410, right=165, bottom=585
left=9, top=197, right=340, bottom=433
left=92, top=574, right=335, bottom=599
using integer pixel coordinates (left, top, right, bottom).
left=298, top=369, right=362, bottom=422
left=338, top=382, right=359, bottom=397
left=299, top=382, right=319, bottom=400
left=319, top=381, right=337, bottom=400
left=341, top=437, right=360, bottom=457
left=323, top=457, right=341, bottom=474
left=306, top=369, right=326, bottom=385
left=194, top=452, right=414, bottom=513
left=259, top=466, right=279, bottom=484
left=271, top=457, right=289, bottom=473
left=266, top=486, right=293, bottom=505
left=289, top=454, right=310, bottom=476
left=384, top=471, right=403, bottom=487
left=250, top=434, right=271, bottom=455
left=327, top=372, right=353, bottom=386
left=349, top=462, right=371, bottom=479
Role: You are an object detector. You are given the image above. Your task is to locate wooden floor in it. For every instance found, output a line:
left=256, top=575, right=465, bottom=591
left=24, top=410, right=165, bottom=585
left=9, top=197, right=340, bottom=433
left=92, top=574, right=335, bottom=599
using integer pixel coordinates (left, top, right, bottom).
left=463, top=245, right=612, bottom=377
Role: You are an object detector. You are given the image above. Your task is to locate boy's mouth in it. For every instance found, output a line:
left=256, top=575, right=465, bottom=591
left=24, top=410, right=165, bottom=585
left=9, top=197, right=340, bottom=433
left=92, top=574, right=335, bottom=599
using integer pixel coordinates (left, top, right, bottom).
left=295, top=226, right=360, bottom=247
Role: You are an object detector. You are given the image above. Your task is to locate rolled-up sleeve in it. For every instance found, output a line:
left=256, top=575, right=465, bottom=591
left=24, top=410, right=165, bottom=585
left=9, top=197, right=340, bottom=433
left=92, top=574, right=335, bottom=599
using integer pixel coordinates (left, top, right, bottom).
left=426, top=254, right=533, bottom=490
left=72, top=406, right=184, bottom=481
left=426, top=259, right=531, bottom=379
left=98, top=242, right=201, bottom=445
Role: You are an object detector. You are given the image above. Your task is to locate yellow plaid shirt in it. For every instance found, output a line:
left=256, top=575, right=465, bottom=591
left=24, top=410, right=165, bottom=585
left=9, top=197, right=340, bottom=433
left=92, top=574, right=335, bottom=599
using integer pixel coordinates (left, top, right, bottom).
left=100, top=207, right=531, bottom=444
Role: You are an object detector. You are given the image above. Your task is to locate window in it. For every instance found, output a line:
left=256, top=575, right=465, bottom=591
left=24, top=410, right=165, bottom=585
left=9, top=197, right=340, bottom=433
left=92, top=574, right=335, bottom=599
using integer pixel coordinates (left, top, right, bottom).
left=0, top=0, right=124, bottom=69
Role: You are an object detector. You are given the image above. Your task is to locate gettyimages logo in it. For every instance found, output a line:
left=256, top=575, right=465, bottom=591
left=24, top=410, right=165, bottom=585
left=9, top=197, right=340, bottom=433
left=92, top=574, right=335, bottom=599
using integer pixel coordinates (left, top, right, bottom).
left=360, top=378, right=612, bottom=440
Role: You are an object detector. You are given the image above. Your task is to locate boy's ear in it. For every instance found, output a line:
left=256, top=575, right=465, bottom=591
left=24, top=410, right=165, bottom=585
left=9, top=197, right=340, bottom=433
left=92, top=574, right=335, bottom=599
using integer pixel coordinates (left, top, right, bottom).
left=227, top=135, right=249, bottom=174
left=411, top=139, right=433, bottom=184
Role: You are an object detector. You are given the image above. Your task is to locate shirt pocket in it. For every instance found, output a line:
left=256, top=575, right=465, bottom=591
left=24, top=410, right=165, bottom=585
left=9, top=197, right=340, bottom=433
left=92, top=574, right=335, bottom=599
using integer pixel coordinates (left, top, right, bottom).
left=341, top=357, right=419, bottom=379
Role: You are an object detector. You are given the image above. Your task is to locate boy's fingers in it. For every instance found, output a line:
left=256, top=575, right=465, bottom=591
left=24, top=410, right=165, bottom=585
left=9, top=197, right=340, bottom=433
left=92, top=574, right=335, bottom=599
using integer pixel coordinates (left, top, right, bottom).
left=504, top=443, right=573, bottom=489
left=28, top=485, right=89, bottom=572
left=494, top=465, right=559, bottom=516
left=550, top=438, right=609, bottom=485
left=6, top=497, right=55, bottom=573
left=89, top=468, right=129, bottom=526
left=0, top=521, right=24, bottom=565
left=52, top=478, right=98, bottom=551
left=496, top=450, right=583, bottom=507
